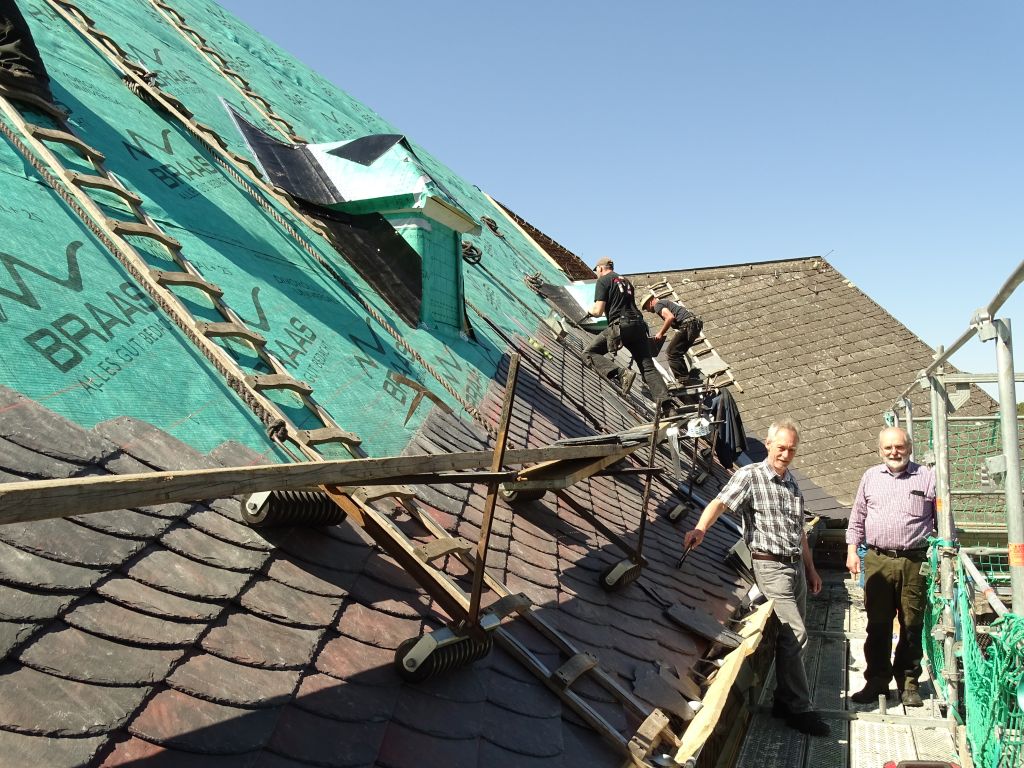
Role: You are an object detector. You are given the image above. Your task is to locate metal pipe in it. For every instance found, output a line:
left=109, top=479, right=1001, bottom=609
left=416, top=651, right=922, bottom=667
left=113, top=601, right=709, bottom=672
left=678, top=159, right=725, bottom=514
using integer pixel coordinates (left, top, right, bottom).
left=993, top=319, right=1024, bottom=611
left=959, top=551, right=1009, bottom=617
left=961, top=546, right=1009, bottom=556
left=901, top=397, right=915, bottom=461
left=985, top=261, right=1024, bottom=319
left=894, top=260, right=1024, bottom=405
left=929, top=371, right=959, bottom=712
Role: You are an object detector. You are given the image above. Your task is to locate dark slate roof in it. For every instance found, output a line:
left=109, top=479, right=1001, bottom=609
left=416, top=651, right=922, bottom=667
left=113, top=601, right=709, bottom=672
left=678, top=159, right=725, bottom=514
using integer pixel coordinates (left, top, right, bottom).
left=0, top=312, right=759, bottom=766
left=629, top=257, right=996, bottom=507
left=495, top=201, right=596, bottom=281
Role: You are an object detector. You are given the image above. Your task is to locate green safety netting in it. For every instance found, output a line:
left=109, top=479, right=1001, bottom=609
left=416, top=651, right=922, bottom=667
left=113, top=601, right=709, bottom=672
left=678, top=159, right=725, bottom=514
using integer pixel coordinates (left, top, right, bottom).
left=1, top=0, right=577, bottom=460
left=912, top=417, right=1024, bottom=530
left=956, top=553, right=1024, bottom=768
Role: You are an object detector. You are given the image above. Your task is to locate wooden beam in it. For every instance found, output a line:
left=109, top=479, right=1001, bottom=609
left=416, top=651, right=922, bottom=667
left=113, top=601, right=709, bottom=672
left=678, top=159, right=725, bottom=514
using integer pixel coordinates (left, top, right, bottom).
left=0, top=443, right=629, bottom=525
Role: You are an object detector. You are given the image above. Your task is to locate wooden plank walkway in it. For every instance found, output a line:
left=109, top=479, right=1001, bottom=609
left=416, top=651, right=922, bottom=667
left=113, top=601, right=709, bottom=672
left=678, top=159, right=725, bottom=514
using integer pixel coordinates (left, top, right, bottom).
left=734, top=570, right=960, bottom=768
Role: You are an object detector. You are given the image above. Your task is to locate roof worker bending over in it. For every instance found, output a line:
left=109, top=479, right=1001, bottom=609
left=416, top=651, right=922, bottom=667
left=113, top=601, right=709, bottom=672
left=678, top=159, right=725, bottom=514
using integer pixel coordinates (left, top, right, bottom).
left=582, top=257, right=670, bottom=407
left=640, top=290, right=704, bottom=387
left=683, top=419, right=830, bottom=737
left=846, top=426, right=935, bottom=708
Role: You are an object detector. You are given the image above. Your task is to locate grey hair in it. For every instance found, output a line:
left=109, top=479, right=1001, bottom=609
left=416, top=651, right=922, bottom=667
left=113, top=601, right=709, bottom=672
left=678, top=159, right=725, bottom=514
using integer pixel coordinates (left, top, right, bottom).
left=878, top=426, right=910, bottom=447
left=766, top=418, right=800, bottom=444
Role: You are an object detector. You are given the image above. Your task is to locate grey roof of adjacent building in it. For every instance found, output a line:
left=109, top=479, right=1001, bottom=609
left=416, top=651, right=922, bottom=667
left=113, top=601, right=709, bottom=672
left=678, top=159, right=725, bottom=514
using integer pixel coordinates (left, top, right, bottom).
left=630, top=256, right=996, bottom=507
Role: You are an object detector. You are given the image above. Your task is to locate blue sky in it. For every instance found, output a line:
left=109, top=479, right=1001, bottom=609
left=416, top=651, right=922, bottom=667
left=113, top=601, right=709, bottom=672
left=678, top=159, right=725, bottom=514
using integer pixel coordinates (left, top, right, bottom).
left=219, top=0, right=1023, bottom=398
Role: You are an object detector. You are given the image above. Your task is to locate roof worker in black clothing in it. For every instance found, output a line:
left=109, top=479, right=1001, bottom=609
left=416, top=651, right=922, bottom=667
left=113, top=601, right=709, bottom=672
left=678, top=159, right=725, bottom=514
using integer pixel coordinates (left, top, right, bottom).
left=582, top=257, right=670, bottom=407
left=641, top=290, right=704, bottom=386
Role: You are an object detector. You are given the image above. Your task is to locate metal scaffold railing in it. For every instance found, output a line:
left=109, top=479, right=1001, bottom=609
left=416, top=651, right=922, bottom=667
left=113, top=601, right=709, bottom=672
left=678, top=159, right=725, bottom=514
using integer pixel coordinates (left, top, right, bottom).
left=891, top=260, right=1024, bottom=768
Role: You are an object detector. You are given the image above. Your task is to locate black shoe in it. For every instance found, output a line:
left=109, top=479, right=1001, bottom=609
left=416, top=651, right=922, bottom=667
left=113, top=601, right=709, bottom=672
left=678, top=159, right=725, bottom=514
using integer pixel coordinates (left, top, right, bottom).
left=901, top=687, right=924, bottom=707
left=850, top=681, right=890, bottom=704
left=770, top=700, right=790, bottom=718
left=785, top=710, right=830, bottom=737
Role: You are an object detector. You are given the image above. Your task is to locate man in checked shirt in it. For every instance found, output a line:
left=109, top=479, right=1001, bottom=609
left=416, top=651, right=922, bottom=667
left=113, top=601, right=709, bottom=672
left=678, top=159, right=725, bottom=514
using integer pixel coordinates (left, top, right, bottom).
left=847, top=426, right=936, bottom=707
left=684, top=418, right=829, bottom=737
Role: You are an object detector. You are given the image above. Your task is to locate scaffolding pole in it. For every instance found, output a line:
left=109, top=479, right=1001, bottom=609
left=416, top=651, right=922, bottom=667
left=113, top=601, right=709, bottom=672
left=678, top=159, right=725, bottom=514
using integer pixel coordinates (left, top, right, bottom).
left=929, top=368, right=959, bottom=712
left=991, top=318, right=1024, bottom=610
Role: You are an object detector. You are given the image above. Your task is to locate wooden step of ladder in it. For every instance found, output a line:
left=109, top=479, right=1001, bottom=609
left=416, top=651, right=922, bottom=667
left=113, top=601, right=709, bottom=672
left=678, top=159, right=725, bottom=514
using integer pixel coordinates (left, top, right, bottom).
left=645, top=279, right=742, bottom=392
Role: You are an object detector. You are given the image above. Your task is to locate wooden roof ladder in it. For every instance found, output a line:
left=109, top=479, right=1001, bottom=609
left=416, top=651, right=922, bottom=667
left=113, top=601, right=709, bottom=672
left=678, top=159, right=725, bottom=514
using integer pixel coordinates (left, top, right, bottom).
left=646, top=279, right=742, bottom=392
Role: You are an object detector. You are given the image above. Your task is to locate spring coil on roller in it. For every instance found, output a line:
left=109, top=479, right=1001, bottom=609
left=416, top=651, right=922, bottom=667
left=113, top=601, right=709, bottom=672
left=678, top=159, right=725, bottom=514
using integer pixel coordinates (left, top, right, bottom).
left=240, top=489, right=346, bottom=528
left=394, top=633, right=494, bottom=682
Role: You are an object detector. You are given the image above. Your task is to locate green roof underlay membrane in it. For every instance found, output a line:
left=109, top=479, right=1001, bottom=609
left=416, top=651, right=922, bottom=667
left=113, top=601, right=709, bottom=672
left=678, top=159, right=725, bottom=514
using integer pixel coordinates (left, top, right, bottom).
left=1, top=0, right=575, bottom=460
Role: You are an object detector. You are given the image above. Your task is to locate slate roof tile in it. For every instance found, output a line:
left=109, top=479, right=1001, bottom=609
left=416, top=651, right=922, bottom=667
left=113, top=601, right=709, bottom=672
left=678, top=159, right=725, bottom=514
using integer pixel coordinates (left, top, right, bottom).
left=375, top=721, right=478, bottom=768
left=609, top=625, right=667, bottom=664
left=126, top=547, right=252, bottom=600
left=315, top=632, right=401, bottom=686
left=293, top=672, right=398, bottom=722
left=202, top=610, right=322, bottom=669
left=484, top=668, right=561, bottom=718
left=563, top=721, right=625, bottom=768
left=552, top=611, right=611, bottom=650
left=482, top=640, right=541, bottom=685
left=0, top=385, right=116, bottom=465
left=335, top=600, right=423, bottom=650
left=357, top=554, right=432, bottom=600
left=480, top=741, right=566, bottom=768
left=504, top=572, right=558, bottom=608
left=506, top=554, right=560, bottom=590
left=209, top=439, right=273, bottom=469
left=260, top=528, right=371, bottom=575
left=93, top=417, right=212, bottom=472
left=264, top=556, right=354, bottom=598
left=0, top=663, right=148, bottom=736
left=0, top=539, right=106, bottom=593
left=0, top=519, right=146, bottom=568
left=0, top=620, right=37, bottom=660
left=97, top=575, right=224, bottom=622
left=239, top=578, right=342, bottom=629
left=0, top=584, right=75, bottom=622
left=65, top=597, right=205, bottom=648
left=0, top=728, right=106, bottom=768
left=168, top=652, right=301, bottom=707
left=482, top=702, right=563, bottom=757
left=392, top=685, right=482, bottom=738
left=508, top=538, right=560, bottom=572
left=0, top=436, right=91, bottom=479
left=187, top=506, right=275, bottom=551
left=128, top=688, right=280, bottom=754
left=160, top=524, right=270, bottom=573
left=268, top=705, right=387, bottom=766
left=69, top=508, right=179, bottom=539
left=19, top=623, right=181, bottom=685
left=98, top=736, right=256, bottom=767
left=345, top=575, right=432, bottom=620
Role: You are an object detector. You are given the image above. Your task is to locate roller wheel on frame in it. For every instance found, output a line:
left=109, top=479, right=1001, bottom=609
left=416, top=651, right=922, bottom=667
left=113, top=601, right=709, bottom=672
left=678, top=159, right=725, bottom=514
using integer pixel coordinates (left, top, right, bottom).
left=394, top=633, right=494, bottom=682
left=498, top=486, right=545, bottom=504
left=599, top=561, right=642, bottom=592
left=239, top=490, right=346, bottom=528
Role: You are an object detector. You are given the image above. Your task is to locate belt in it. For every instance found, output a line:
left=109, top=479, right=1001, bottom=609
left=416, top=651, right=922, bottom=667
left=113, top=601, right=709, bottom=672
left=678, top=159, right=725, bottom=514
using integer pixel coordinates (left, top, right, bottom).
left=751, top=551, right=801, bottom=564
left=868, top=545, right=928, bottom=559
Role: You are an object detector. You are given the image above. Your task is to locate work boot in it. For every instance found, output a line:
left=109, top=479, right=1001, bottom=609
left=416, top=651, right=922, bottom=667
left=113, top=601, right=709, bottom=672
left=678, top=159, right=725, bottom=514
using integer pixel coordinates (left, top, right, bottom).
left=850, top=679, right=890, bottom=704
left=619, top=370, right=636, bottom=396
left=784, top=710, right=830, bottom=737
left=900, top=681, right=924, bottom=707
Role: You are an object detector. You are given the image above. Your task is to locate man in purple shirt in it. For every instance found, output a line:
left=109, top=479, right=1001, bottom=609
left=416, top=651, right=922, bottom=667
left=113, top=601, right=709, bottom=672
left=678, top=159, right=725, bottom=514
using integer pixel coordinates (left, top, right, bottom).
left=847, top=426, right=936, bottom=707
